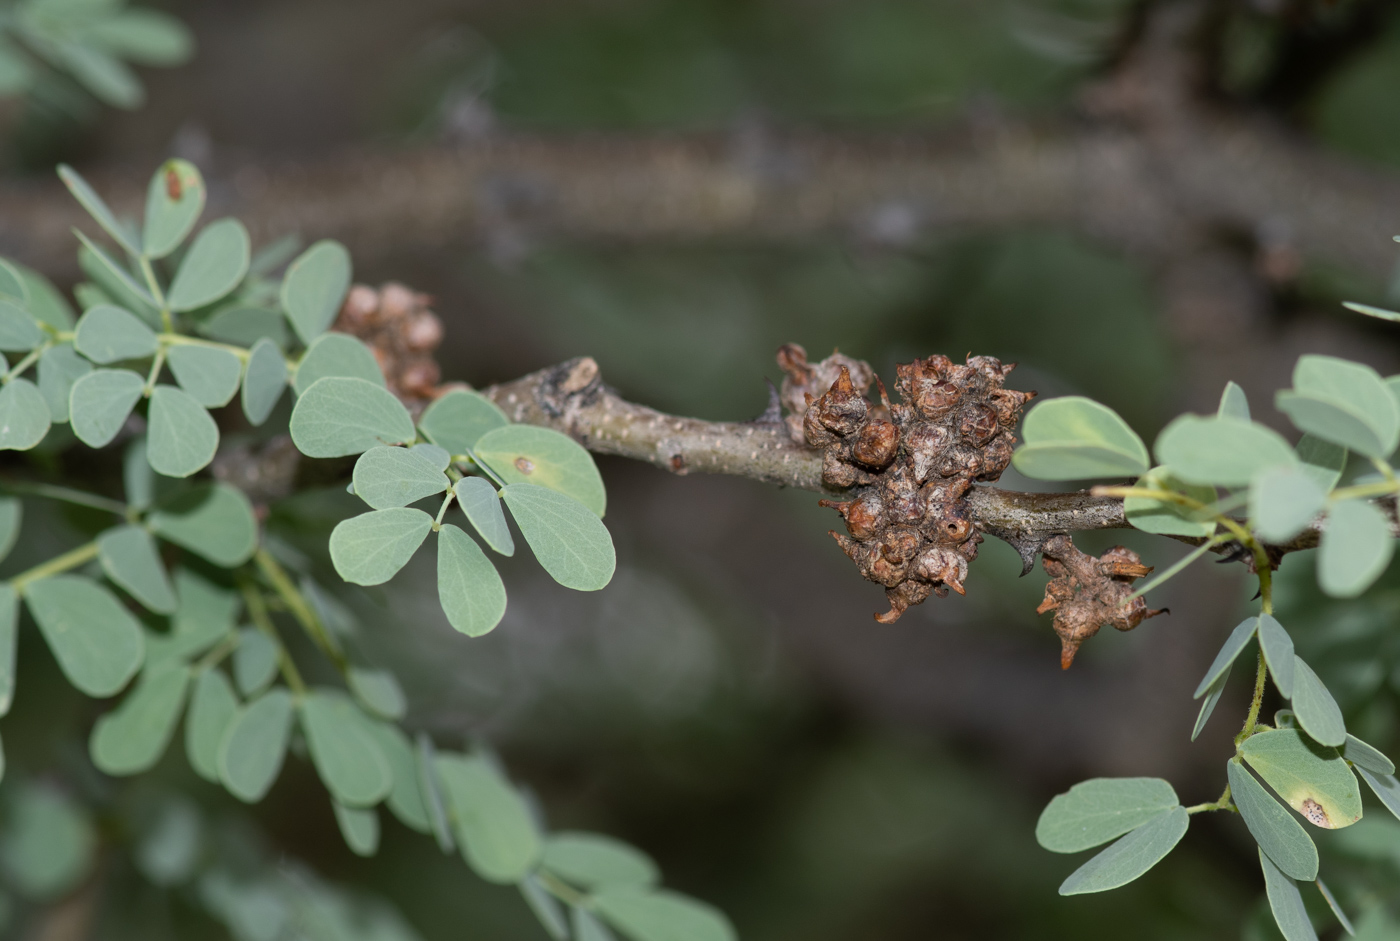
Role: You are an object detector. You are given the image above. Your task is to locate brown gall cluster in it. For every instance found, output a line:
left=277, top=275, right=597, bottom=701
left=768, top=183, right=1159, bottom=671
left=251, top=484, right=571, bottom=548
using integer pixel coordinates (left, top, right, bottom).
left=783, top=345, right=1036, bottom=624
left=335, top=283, right=446, bottom=404
left=1036, top=535, right=1166, bottom=670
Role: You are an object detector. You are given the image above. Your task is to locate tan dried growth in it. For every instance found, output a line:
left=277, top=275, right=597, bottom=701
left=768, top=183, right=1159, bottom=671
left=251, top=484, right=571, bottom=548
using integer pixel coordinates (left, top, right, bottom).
left=335, top=282, right=446, bottom=404
left=1036, top=535, right=1166, bottom=670
left=791, top=346, right=1036, bottom=623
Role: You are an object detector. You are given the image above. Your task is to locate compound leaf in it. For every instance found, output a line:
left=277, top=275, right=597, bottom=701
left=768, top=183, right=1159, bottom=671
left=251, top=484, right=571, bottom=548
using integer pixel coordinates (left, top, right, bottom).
left=240, top=337, right=287, bottom=426
left=501, top=484, right=615, bottom=591
left=418, top=390, right=509, bottom=455
left=166, top=218, right=250, bottom=312
left=351, top=446, right=448, bottom=510
left=148, top=483, right=258, bottom=567
left=300, top=689, right=392, bottom=808
left=146, top=385, right=218, bottom=477
left=436, top=524, right=507, bottom=637
left=281, top=240, right=350, bottom=345
left=25, top=575, right=143, bottom=697
left=1011, top=396, right=1149, bottom=480
left=1319, top=500, right=1393, bottom=598
left=434, top=752, right=540, bottom=883
left=185, top=668, right=238, bottom=783
left=142, top=159, right=205, bottom=259
left=1227, top=760, right=1318, bottom=881
left=167, top=344, right=241, bottom=407
left=73, top=304, right=157, bottom=363
left=98, top=524, right=176, bottom=613
left=89, top=661, right=190, bottom=775
left=542, top=833, right=659, bottom=889
left=1291, top=657, right=1347, bottom=748
left=1036, top=778, right=1179, bottom=853
left=69, top=368, right=144, bottom=448
left=293, top=332, right=383, bottom=395
left=290, top=376, right=415, bottom=458
left=328, top=508, right=431, bottom=586
left=455, top=476, right=514, bottom=555
left=218, top=688, right=294, bottom=803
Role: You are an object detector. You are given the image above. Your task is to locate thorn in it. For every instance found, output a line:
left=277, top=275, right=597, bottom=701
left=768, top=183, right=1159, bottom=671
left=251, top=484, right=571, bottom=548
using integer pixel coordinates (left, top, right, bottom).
left=1060, top=640, right=1078, bottom=670
left=874, top=375, right=893, bottom=411
left=833, top=365, right=854, bottom=394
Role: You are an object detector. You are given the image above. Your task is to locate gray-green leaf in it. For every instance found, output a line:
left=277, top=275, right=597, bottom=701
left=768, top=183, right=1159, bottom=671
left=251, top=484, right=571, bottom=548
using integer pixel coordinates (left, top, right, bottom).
left=0, top=586, right=15, bottom=718
left=332, top=801, right=379, bottom=857
left=1195, top=618, right=1257, bottom=698
left=417, top=390, right=509, bottom=454
left=455, top=476, right=514, bottom=555
left=149, top=483, right=258, bottom=567
left=1154, top=415, right=1297, bottom=487
left=73, top=304, right=157, bottom=363
left=1318, top=500, right=1393, bottom=598
left=501, top=484, right=615, bottom=591
left=1251, top=466, right=1327, bottom=544
left=1227, top=759, right=1318, bottom=880
left=240, top=337, right=287, bottom=426
left=1123, top=467, right=1215, bottom=538
left=232, top=628, right=277, bottom=697
left=166, top=219, right=250, bottom=312
left=37, top=344, right=91, bottom=422
left=293, top=332, right=383, bottom=395
left=1291, top=657, right=1347, bottom=748
left=1259, top=849, right=1319, bottom=941
left=185, top=668, right=239, bottom=783
left=1218, top=381, right=1251, bottom=421
left=1011, top=396, right=1149, bottom=480
left=367, top=721, right=430, bottom=833
left=1257, top=614, right=1296, bottom=699
left=542, top=833, right=659, bottom=889
left=351, top=446, right=448, bottom=510
left=1278, top=355, right=1400, bottom=458
left=89, top=661, right=190, bottom=775
left=281, top=240, right=351, bottom=345
left=436, top=524, right=507, bottom=637
left=0, top=378, right=50, bottom=450
left=1056, top=806, right=1189, bottom=896
left=98, top=524, right=176, bottom=613
left=474, top=425, right=608, bottom=517
left=0, top=299, right=45, bottom=351
left=592, top=887, right=737, bottom=941
left=69, top=368, right=144, bottom=447
left=1296, top=435, right=1346, bottom=493
left=201, top=306, right=289, bottom=350
left=1241, top=729, right=1362, bottom=829
left=147, top=385, right=218, bottom=477
left=290, top=376, right=415, bottom=458
left=300, top=689, right=391, bottom=808
left=167, top=345, right=242, bottom=407
left=58, top=164, right=140, bottom=255
left=1355, top=767, right=1400, bottom=823
left=347, top=668, right=406, bottom=721
left=1036, top=778, right=1179, bottom=853
left=1341, top=735, right=1395, bottom=775
left=25, top=575, right=144, bottom=697
left=328, top=508, right=432, bottom=586
left=0, top=498, right=18, bottom=568
left=1192, top=664, right=1231, bottom=742
left=142, top=160, right=205, bottom=259
left=434, top=752, right=541, bottom=883
left=218, top=688, right=294, bottom=803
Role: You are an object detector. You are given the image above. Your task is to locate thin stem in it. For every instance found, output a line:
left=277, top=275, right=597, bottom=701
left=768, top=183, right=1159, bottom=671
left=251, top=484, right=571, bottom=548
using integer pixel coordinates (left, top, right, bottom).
left=432, top=491, right=455, bottom=531
left=159, top=332, right=252, bottom=362
left=253, top=549, right=347, bottom=674
left=239, top=579, right=307, bottom=696
left=10, top=541, right=100, bottom=592
left=143, top=346, right=167, bottom=395
left=1186, top=784, right=1235, bottom=815
left=1091, top=486, right=1207, bottom=511
left=535, top=869, right=590, bottom=907
left=1371, top=457, right=1396, bottom=483
left=1330, top=478, right=1400, bottom=502
left=3, top=343, right=49, bottom=384
left=0, top=481, right=127, bottom=516
left=1238, top=652, right=1269, bottom=741
left=1186, top=490, right=1249, bottom=521
left=137, top=256, right=173, bottom=333
left=192, top=633, right=239, bottom=673
left=1123, top=535, right=1228, bottom=602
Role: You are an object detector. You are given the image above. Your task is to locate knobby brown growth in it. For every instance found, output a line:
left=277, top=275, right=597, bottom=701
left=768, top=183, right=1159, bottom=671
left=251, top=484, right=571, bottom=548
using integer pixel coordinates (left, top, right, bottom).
left=336, top=282, right=446, bottom=404
left=782, top=345, right=1035, bottom=624
left=1036, top=535, right=1166, bottom=670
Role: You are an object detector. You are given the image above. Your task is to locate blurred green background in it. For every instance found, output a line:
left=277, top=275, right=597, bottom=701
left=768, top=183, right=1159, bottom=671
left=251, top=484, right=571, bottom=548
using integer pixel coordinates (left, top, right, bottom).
left=7, top=0, right=1400, bottom=938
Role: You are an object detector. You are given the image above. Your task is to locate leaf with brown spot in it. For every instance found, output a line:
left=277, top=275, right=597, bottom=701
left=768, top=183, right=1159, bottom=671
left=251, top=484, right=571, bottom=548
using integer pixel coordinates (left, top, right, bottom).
left=1241, top=729, right=1363, bottom=830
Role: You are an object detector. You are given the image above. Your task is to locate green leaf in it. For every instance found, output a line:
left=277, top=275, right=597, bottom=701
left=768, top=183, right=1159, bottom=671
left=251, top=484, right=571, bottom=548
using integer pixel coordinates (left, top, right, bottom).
left=1010, top=395, right=1149, bottom=479
left=1344, top=301, right=1400, bottom=322
left=167, top=345, right=241, bottom=407
left=521, top=874, right=569, bottom=941
left=240, top=337, right=287, bottom=426
left=88, top=10, right=193, bottom=65
left=13, top=264, right=73, bottom=331
left=24, top=575, right=143, bottom=697
left=366, top=721, right=430, bottom=833
left=59, top=42, right=142, bottom=107
left=1123, top=467, right=1215, bottom=537
left=74, top=304, right=157, bottom=363
left=200, top=306, right=289, bottom=350
left=146, top=385, right=218, bottom=477
left=166, top=219, right=250, bottom=312
left=1154, top=415, right=1297, bottom=487
left=1194, top=618, right=1257, bottom=698
left=574, top=907, right=619, bottom=941
left=1251, top=466, right=1328, bottom=544
left=1277, top=355, right=1400, bottom=458
left=75, top=234, right=158, bottom=321
left=0, top=259, right=25, bottom=303
left=58, top=164, right=140, bottom=255
left=416, top=733, right=456, bottom=853
left=1219, top=381, right=1251, bottom=421
left=474, top=425, right=608, bottom=516
left=1319, top=500, right=1393, bottom=598
left=332, top=801, right=379, bottom=857
left=300, top=689, right=392, bottom=807
left=417, top=390, right=509, bottom=454
left=501, top=484, right=615, bottom=591
left=185, top=668, right=238, bottom=783
left=1192, top=663, right=1231, bottom=743
left=1296, top=435, right=1346, bottom=494
left=1241, top=729, right=1363, bottom=829
left=0, top=783, right=96, bottom=901
left=142, top=160, right=205, bottom=259
left=1314, top=879, right=1356, bottom=938
left=1036, top=778, right=1179, bottom=854
left=1227, top=759, right=1319, bottom=881
left=149, top=483, right=258, bottom=567
left=69, top=367, right=144, bottom=447
left=218, top=687, right=294, bottom=803
left=0, top=586, right=16, bottom=718
left=351, top=446, right=448, bottom=510
left=455, top=476, right=514, bottom=555
left=0, top=379, right=50, bottom=450
left=436, top=524, right=507, bottom=637
left=1355, top=767, right=1400, bottom=823
left=280, top=240, right=351, bottom=345
left=347, top=668, right=406, bottom=721
left=0, top=299, right=44, bottom=351
left=1055, top=806, right=1189, bottom=896
left=1341, top=735, right=1395, bottom=775
left=148, top=569, right=239, bottom=665
left=290, top=377, right=415, bottom=458
left=328, top=508, right=432, bottom=586
left=232, top=628, right=277, bottom=697
left=593, top=887, right=738, bottom=941
left=292, top=333, right=383, bottom=395
left=1291, top=657, right=1347, bottom=747
left=1259, top=849, right=1319, bottom=941
left=434, top=752, right=541, bottom=883
left=89, top=661, right=190, bottom=775
left=412, top=442, right=451, bottom=470
left=98, top=524, right=176, bottom=613
left=542, top=833, right=659, bottom=889
left=1257, top=614, right=1296, bottom=699
left=37, top=344, right=91, bottom=422
left=0, top=498, right=18, bottom=568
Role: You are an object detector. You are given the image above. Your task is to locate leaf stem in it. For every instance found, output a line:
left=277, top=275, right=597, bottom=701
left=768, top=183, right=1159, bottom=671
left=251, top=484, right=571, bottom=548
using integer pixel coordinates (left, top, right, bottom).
left=432, top=491, right=455, bottom=531
left=239, top=579, right=307, bottom=696
left=0, top=480, right=127, bottom=516
left=253, top=548, right=346, bottom=674
left=1185, top=784, right=1236, bottom=815
left=143, top=345, right=167, bottom=395
left=9, top=540, right=100, bottom=593
left=1330, top=478, right=1400, bottom=502
left=535, top=869, right=590, bottom=907
left=1123, top=534, right=1228, bottom=602
left=192, top=633, right=240, bottom=673
left=3, top=343, right=50, bottom=384
left=159, top=332, right=252, bottom=362
left=1238, top=651, right=1269, bottom=742
left=137, top=256, right=172, bottom=333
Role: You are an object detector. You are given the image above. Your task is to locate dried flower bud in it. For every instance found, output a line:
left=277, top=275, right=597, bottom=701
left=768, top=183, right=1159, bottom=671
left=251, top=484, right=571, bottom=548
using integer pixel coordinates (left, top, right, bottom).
left=851, top=419, right=899, bottom=469
left=1035, top=535, right=1166, bottom=669
left=404, top=312, right=444, bottom=352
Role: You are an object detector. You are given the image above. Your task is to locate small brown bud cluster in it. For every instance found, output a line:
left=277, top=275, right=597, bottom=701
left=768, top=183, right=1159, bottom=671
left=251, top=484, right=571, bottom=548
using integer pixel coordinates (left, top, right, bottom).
left=334, top=283, right=445, bottom=402
left=1036, top=535, right=1166, bottom=670
left=776, top=344, right=878, bottom=445
left=793, top=348, right=1036, bottom=623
